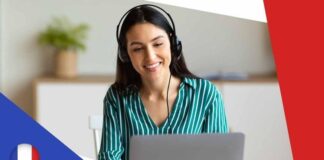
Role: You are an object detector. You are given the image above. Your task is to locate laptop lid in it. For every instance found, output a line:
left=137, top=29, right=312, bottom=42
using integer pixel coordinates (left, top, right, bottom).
left=129, top=133, right=245, bottom=160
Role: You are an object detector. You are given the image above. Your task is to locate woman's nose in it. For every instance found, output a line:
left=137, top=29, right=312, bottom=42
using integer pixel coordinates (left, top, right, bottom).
left=145, top=46, right=157, bottom=60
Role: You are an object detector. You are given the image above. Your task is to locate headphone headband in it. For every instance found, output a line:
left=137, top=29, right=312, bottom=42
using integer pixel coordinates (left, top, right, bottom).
left=116, top=4, right=177, bottom=45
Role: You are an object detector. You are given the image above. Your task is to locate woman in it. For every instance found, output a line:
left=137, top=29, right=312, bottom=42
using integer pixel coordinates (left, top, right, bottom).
left=98, top=4, right=228, bottom=160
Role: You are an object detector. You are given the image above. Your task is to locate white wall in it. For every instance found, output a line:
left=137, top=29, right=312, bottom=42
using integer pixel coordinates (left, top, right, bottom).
left=0, top=0, right=274, bottom=115
left=223, top=82, right=292, bottom=160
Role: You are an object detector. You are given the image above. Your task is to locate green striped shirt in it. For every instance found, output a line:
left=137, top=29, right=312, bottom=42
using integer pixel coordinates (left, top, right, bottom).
left=98, top=77, right=228, bottom=160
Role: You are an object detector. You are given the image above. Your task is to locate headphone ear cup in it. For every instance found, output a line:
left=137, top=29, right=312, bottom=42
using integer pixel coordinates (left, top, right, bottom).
left=176, top=40, right=182, bottom=60
left=172, top=35, right=182, bottom=60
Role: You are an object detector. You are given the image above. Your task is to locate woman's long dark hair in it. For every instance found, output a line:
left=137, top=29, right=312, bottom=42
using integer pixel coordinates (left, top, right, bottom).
left=114, top=5, right=197, bottom=92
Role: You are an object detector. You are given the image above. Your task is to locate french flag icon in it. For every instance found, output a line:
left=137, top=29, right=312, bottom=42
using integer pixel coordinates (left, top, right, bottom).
left=10, top=144, right=40, bottom=160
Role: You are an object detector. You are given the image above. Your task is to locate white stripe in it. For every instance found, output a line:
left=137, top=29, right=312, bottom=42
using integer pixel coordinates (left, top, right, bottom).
left=18, top=144, right=32, bottom=160
left=145, top=0, right=267, bottom=22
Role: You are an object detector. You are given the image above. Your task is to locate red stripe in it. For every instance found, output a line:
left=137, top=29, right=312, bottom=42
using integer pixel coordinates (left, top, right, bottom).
left=31, top=146, right=39, bottom=160
left=264, top=0, right=324, bottom=159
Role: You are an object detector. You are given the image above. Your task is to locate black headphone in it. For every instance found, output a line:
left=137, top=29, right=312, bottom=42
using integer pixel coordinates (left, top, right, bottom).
left=116, top=4, right=182, bottom=63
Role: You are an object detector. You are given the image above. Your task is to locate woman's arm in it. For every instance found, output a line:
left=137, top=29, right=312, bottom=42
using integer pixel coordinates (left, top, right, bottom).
left=202, top=83, right=229, bottom=133
left=98, top=87, right=124, bottom=160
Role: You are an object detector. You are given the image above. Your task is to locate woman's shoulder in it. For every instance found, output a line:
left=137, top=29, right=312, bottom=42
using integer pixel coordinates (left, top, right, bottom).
left=184, top=77, right=220, bottom=93
left=104, top=83, right=138, bottom=101
left=104, top=84, right=120, bottom=103
left=183, top=77, right=222, bottom=106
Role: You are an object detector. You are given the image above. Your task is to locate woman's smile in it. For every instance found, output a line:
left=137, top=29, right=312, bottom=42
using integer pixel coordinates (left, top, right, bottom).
left=144, top=62, right=162, bottom=72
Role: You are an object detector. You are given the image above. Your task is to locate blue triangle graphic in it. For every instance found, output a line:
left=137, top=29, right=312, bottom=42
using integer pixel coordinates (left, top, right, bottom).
left=0, top=92, right=82, bottom=160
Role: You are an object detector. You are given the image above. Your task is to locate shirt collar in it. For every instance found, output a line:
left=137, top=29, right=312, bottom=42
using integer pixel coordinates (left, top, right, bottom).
left=180, top=77, right=197, bottom=90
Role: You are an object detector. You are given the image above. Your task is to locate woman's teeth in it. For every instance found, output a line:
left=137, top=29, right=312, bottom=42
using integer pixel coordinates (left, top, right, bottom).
left=145, top=62, right=160, bottom=69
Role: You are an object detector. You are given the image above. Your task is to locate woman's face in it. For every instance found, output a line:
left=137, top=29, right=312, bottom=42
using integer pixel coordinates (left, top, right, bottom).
left=126, top=22, right=172, bottom=82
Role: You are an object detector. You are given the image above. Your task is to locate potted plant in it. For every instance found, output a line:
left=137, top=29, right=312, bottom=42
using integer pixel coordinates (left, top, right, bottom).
left=38, top=17, right=89, bottom=78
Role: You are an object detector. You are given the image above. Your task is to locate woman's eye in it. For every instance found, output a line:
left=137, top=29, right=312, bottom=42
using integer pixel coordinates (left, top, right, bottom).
left=154, top=43, right=163, bottom=47
left=132, top=48, right=143, bottom=52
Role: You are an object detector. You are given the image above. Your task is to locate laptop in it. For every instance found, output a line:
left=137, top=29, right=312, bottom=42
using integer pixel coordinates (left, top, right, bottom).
left=129, top=133, right=245, bottom=160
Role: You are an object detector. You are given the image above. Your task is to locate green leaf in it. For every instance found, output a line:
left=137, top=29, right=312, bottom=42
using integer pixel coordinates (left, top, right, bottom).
left=38, top=16, right=90, bottom=53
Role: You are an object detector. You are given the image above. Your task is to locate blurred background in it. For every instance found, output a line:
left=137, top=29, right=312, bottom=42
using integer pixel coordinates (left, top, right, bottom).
left=0, top=0, right=290, bottom=160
